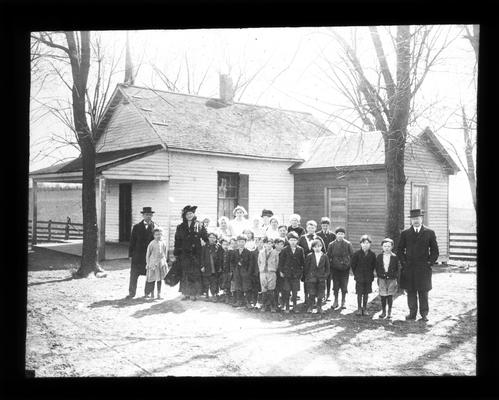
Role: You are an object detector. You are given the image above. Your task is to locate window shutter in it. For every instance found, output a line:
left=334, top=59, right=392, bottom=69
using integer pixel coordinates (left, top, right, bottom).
left=238, top=174, right=249, bottom=214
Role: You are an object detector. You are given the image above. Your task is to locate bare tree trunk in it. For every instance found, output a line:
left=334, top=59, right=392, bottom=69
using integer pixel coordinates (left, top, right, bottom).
left=385, top=26, right=411, bottom=247
left=385, top=134, right=407, bottom=246
left=462, top=107, right=477, bottom=211
left=65, top=31, right=100, bottom=277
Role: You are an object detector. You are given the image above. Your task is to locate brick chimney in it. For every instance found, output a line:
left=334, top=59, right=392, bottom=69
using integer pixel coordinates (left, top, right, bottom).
left=219, top=74, right=234, bottom=103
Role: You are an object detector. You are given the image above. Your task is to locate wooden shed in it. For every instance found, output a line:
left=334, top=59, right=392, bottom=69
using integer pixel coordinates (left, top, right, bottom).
left=290, top=128, right=460, bottom=261
left=29, top=80, right=329, bottom=259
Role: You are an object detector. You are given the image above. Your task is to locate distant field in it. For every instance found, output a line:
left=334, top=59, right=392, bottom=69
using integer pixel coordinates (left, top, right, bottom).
left=28, top=188, right=82, bottom=223
left=449, top=207, right=476, bottom=233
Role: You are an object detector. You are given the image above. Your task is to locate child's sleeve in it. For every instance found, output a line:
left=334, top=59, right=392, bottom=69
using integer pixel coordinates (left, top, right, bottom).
left=324, top=255, right=330, bottom=276
left=146, top=241, right=153, bottom=267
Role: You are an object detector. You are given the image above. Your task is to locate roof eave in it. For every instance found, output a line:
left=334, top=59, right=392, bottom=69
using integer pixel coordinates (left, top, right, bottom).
left=290, top=163, right=386, bottom=174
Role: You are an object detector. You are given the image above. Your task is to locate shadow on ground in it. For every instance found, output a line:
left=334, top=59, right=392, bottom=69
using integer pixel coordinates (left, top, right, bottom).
left=89, top=296, right=153, bottom=309
left=131, top=299, right=187, bottom=318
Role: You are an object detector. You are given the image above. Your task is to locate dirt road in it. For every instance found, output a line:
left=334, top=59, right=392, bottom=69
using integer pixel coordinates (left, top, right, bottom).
left=26, top=253, right=476, bottom=376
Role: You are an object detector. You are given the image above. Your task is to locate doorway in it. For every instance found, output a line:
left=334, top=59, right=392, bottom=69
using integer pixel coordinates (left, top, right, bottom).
left=119, top=183, right=132, bottom=242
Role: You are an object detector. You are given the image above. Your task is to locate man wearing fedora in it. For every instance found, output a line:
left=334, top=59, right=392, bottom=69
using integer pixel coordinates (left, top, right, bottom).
left=397, top=209, right=439, bottom=322
left=126, top=207, right=156, bottom=299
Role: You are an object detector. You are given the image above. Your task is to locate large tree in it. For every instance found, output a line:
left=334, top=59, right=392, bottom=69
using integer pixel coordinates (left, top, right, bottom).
left=31, top=31, right=123, bottom=277
left=321, top=26, right=458, bottom=245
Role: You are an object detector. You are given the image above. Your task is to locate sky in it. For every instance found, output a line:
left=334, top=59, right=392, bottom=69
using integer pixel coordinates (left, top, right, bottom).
left=30, top=26, right=477, bottom=209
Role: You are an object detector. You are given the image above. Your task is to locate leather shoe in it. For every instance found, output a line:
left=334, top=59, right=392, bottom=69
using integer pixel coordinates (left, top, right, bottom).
left=405, top=314, right=416, bottom=320
left=419, top=315, right=429, bottom=322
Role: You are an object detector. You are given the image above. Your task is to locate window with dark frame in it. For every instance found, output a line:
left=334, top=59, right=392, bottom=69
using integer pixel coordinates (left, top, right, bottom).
left=411, top=184, right=428, bottom=223
left=217, top=172, right=239, bottom=222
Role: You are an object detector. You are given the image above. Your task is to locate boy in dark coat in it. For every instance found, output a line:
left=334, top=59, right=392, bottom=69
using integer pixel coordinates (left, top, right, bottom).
left=303, top=239, right=330, bottom=315
left=278, top=231, right=305, bottom=313
left=229, top=234, right=253, bottom=308
left=376, top=238, right=401, bottom=319
left=219, top=238, right=233, bottom=304
left=397, top=209, right=439, bottom=322
left=200, top=232, right=223, bottom=301
left=316, top=217, right=336, bottom=302
left=126, top=207, right=156, bottom=299
left=327, top=227, right=354, bottom=310
left=351, top=235, right=376, bottom=316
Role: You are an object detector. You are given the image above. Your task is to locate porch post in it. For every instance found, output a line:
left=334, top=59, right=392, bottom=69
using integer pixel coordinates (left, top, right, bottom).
left=97, top=176, right=106, bottom=261
left=32, top=180, right=38, bottom=245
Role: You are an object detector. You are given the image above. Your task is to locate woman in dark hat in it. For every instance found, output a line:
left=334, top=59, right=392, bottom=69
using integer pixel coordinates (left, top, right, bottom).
left=173, top=205, right=209, bottom=301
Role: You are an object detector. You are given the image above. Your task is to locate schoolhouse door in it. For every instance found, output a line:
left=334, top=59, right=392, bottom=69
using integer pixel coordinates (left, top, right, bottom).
left=325, top=186, right=348, bottom=234
left=119, top=183, right=132, bottom=242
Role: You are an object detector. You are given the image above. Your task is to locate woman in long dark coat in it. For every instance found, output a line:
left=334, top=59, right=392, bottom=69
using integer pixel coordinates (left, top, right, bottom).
left=173, top=205, right=209, bottom=301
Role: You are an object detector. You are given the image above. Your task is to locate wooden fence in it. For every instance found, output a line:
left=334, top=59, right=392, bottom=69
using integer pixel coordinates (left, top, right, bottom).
left=449, top=232, right=477, bottom=262
left=28, top=217, right=83, bottom=243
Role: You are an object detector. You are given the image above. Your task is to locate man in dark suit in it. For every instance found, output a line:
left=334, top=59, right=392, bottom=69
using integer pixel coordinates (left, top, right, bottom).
left=316, top=217, right=336, bottom=302
left=397, top=209, right=439, bottom=322
left=126, top=207, right=156, bottom=299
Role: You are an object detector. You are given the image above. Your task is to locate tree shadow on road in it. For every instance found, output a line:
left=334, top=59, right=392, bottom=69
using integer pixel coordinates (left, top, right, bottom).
left=89, top=297, right=152, bottom=309
left=28, top=277, right=74, bottom=286
left=131, top=299, right=187, bottom=318
left=392, top=307, right=477, bottom=374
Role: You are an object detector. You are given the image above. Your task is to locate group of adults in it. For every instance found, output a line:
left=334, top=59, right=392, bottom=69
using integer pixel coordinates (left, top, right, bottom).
left=126, top=205, right=439, bottom=321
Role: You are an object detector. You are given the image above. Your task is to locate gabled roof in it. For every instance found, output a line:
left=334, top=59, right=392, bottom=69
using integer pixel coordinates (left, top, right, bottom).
left=110, top=84, right=332, bottom=161
left=30, top=145, right=163, bottom=177
left=291, top=128, right=460, bottom=174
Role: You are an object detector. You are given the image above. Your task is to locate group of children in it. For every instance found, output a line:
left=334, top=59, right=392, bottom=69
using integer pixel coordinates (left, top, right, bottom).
left=143, top=210, right=401, bottom=319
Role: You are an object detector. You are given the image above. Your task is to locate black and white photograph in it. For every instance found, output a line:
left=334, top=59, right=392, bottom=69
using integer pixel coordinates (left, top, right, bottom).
left=26, top=25, right=478, bottom=377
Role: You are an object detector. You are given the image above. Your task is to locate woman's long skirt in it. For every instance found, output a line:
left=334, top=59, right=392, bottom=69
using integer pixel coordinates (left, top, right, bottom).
left=178, top=254, right=202, bottom=297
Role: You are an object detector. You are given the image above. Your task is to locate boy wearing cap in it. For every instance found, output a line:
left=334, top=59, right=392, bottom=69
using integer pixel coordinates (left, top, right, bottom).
left=278, top=231, right=305, bottom=313
left=327, top=227, right=354, bottom=310
left=303, top=239, right=330, bottom=315
left=376, top=238, right=401, bottom=319
left=200, top=232, right=223, bottom=301
left=229, top=234, right=253, bottom=308
left=351, top=235, right=377, bottom=316
left=316, top=217, right=336, bottom=302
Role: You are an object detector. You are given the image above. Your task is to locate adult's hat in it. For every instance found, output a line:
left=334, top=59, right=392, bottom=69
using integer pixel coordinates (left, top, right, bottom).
left=261, top=209, right=274, bottom=217
left=320, top=217, right=330, bottom=224
left=141, top=207, right=155, bottom=214
left=287, top=231, right=299, bottom=240
left=182, top=205, right=198, bottom=215
left=335, top=227, right=346, bottom=234
left=360, top=234, right=372, bottom=243
left=408, top=209, right=424, bottom=218
left=233, top=205, right=248, bottom=216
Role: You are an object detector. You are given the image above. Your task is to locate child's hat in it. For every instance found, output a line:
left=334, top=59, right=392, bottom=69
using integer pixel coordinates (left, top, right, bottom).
left=335, top=226, right=346, bottom=234
left=236, top=234, right=248, bottom=241
left=320, top=217, right=330, bottom=224
left=360, top=234, right=372, bottom=243
left=381, top=237, right=394, bottom=246
left=287, top=231, right=299, bottom=240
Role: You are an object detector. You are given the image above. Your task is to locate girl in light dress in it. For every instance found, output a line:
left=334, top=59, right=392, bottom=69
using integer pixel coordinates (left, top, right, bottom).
left=265, top=217, right=281, bottom=240
left=217, top=216, right=232, bottom=241
left=145, top=228, right=168, bottom=299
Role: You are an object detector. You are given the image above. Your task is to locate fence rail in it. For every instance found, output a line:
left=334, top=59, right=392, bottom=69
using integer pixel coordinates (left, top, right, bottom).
left=449, top=232, right=476, bottom=262
left=28, top=217, right=83, bottom=243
